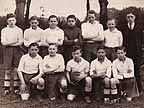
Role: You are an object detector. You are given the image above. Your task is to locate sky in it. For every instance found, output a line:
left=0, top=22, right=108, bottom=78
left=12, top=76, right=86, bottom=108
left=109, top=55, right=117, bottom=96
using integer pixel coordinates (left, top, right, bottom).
left=0, top=0, right=144, bottom=20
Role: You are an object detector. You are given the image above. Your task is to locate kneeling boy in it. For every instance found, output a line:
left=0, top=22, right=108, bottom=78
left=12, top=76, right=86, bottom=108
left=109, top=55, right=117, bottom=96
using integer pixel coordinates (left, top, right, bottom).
left=43, top=44, right=67, bottom=101
left=18, top=43, right=44, bottom=100
left=66, top=45, right=92, bottom=103
left=90, top=46, right=119, bottom=103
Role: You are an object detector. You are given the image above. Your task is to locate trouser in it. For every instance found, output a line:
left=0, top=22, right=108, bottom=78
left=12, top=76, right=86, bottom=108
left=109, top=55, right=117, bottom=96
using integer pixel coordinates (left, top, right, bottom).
left=45, top=73, right=67, bottom=99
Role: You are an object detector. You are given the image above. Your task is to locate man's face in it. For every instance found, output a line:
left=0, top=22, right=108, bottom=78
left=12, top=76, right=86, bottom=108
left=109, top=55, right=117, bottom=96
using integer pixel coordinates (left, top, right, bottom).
left=72, top=50, right=82, bottom=61
left=49, top=17, right=58, bottom=28
left=97, top=49, right=106, bottom=60
left=126, top=13, right=136, bottom=24
left=29, top=46, right=39, bottom=57
left=30, top=20, right=39, bottom=29
left=88, top=13, right=96, bottom=23
left=116, top=49, right=126, bottom=60
left=67, top=18, right=76, bottom=27
left=7, top=17, right=16, bottom=27
left=107, top=19, right=116, bottom=30
left=48, top=45, right=57, bottom=56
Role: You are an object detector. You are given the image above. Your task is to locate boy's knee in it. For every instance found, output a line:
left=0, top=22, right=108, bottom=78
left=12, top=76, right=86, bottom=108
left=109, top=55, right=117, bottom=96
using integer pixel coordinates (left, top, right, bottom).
left=85, top=76, right=92, bottom=84
left=111, top=78, right=119, bottom=87
left=37, top=78, right=45, bottom=90
left=104, top=77, right=110, bottom=87
left=85, top=77, right=92, bottom=92
left=60, top=78, right=67, bottom=89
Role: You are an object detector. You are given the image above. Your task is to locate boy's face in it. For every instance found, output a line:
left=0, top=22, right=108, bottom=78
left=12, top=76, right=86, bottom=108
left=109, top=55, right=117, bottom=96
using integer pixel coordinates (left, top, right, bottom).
left=88, top=13, right=96, bottom=23
left=116, top=49, right=126, bottom=60
left=126, top=13, right=135, bottom=24
left=49, top=17, right=58, bottom=28
left=67, top=18, right=76, bottom=27
left=97, top=49, right=106, bottom=59
left=7, top=17, right=16, bottom=27
left=48, top=45, right=57, bottom=56
left=72, top=49, right=82, bottom=61
left=30, top=19, right=39, bottom=29
left=29, top=46, right=39, bottom=57
left=107, top=20, right=116, bottom=29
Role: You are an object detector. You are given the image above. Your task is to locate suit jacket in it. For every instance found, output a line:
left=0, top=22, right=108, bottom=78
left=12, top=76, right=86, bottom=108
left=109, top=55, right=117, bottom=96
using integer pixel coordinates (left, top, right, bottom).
left=121, top=23, right=143, bottom=57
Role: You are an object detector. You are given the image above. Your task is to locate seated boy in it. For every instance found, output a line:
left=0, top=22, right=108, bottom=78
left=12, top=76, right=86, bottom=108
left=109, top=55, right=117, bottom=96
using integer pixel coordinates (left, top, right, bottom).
left=112, top=46, right=139, bottom=102
left=66, top=45, right=92, bottom=103
left=43, top=44, right=67, bottom=101
left=17, top=43, right=44, bottom=100
left=90, top=46, right=119, bottom=103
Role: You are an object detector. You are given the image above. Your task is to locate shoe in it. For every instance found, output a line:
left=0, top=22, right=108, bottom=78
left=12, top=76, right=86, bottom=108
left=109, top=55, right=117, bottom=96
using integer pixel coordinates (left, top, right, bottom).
left=4, top=90, right=10, bottom=95
left=104, top=98, right=110, bottom=104
left=50, top=97, right=56, bottom=101
left=126, top=97, right=132, bottom=102
left=84, top=96, right=92, bottom=104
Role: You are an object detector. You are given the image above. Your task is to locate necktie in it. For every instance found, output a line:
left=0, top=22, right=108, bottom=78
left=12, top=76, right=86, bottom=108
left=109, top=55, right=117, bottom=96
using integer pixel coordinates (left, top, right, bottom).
left=129, top=23, right=132, bottom=30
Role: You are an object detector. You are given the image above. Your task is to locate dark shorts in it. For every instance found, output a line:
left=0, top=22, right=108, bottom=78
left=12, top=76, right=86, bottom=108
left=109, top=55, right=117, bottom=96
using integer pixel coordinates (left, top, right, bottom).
left=119, top=77, right=139, bottom=98
left=45, top=72, right=65, bottom=98
left=68, top=78, right=85, bottom=96
left=3, top=46, right=23, bottom=69
left=22, top=72, right=38, bottom=94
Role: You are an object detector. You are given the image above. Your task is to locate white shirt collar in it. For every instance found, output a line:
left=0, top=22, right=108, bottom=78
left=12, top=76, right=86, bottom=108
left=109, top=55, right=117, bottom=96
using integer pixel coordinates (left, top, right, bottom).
left=128, top=22, right=135, bottom=30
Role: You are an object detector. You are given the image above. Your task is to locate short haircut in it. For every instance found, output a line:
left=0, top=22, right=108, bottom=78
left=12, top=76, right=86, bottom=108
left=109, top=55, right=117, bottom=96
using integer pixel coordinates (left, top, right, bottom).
left=29, top=15, right=39, bottom=22
left=48, top=15, right=58, bottom=22
left=29, top=43, right=39, bottom=49
left=97, top=45, right=105, bottom=52
left=49, top=43, right=58, bottom=48
left=67, top=15, right=77, bottom=21
left=6, top=13, right=16, bottom=19
left=72, top=45, right=82, bottom=52
left=116, top=46, right=126, bottom=52
left=107, top=17, right=116, bottom=22
left=88, top=10, right=96, bottom=16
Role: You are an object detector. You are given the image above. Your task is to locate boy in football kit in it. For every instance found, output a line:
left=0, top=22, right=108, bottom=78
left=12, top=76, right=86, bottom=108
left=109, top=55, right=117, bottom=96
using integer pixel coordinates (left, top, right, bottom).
left=43, top=15, right=64, bottom=54
left=1, top=13, right=23, bottom=95
left=66, top=45, right=92, bottom=103
left=63, top=15, right=83, bottom=63
left=24, top=16, right=44, bottom=54
left=112, top=46, right=139, bottom=102
left=43, top=44, right=67, bottom=101
left=90, top=46, right=119, bottom=103
left=17, top=43, right=44, bottom=100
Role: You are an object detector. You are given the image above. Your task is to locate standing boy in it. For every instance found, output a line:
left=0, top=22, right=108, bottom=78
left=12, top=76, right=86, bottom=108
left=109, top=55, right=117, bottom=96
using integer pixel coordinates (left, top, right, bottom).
left=24, top=16, right=44, bottom=53
left=104, top=18, right=123, bottom=61
left=81, top=10, right=104, bottom=62
left=66, top=45, right=92, bottom=103
left=43, top=44, right=67, bottom=101
left=1, top=13, right=23, bottom=95
left=17, top=43, right=44, bottom=100
left=44, top=15, right=64, bottom=54
left=63, top=15, right=83, bottom=63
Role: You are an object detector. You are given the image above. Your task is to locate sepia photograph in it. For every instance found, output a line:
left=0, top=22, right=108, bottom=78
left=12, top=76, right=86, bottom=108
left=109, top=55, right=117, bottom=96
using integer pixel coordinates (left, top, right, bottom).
left=0, top=0, right=144, bottom=108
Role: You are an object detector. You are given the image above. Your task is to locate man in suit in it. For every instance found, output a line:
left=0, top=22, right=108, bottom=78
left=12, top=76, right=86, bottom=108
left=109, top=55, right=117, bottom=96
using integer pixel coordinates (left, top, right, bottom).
left=121, top=12, right=143, bottom=94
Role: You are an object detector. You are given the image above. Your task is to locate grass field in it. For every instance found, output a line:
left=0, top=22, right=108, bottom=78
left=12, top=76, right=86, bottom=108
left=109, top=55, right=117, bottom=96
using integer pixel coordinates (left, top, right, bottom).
left=0, top=68, right=144, bottom=108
